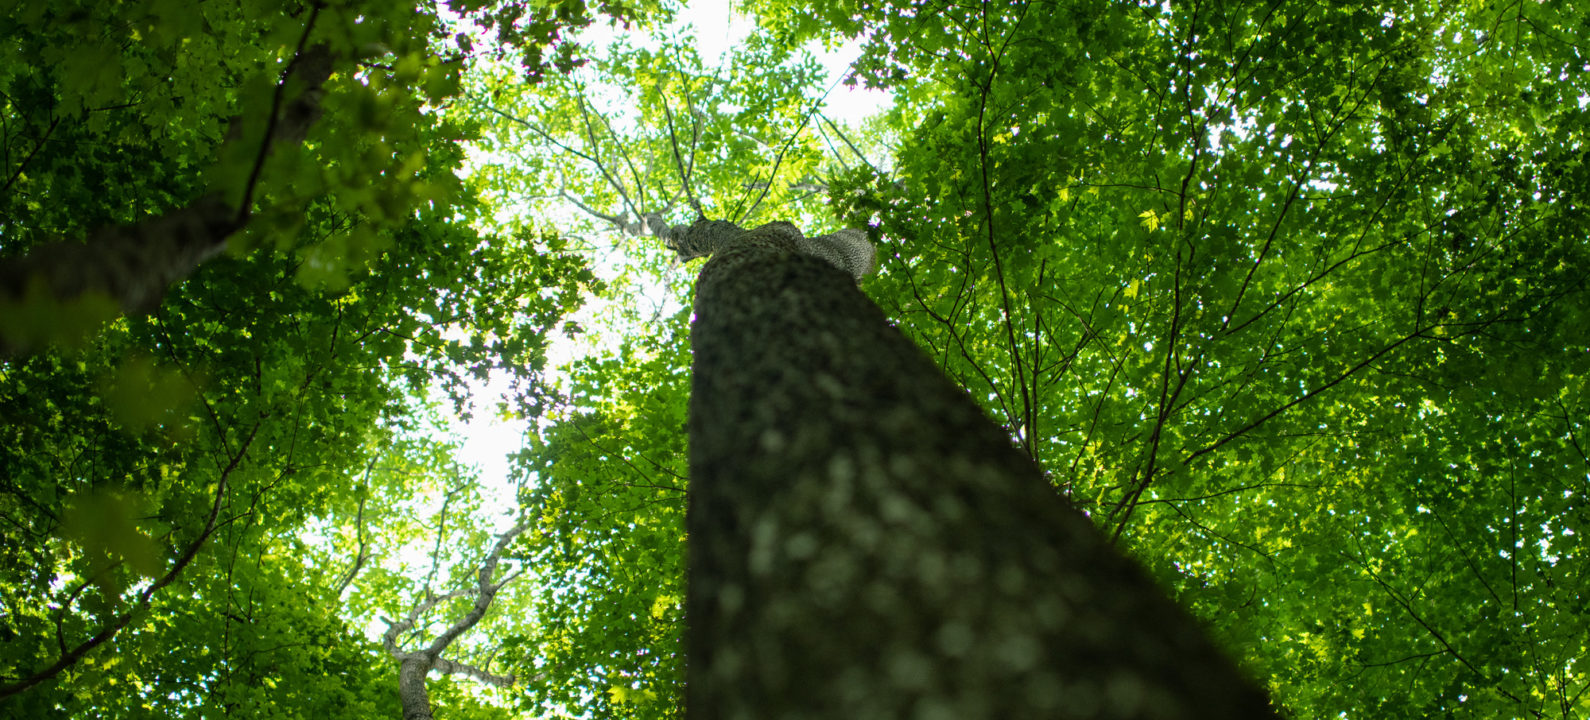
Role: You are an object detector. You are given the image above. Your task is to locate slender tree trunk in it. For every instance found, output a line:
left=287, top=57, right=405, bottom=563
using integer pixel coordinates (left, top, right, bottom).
left=398, top=655, right=436, bottom=720
left=686, top=240, right=1280, bottom=719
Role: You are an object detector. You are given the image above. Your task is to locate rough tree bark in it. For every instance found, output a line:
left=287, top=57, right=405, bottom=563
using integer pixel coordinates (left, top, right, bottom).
left=685, top=230, right=1280, bottom=719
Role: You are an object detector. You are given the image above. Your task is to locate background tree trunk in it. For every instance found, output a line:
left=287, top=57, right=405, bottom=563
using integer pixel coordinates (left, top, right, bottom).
left=686, top=241, right=1280, bottom=719
left=398, top=656, right=437, bottom=720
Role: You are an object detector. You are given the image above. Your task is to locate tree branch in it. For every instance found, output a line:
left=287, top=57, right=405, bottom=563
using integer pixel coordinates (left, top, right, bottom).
left=0, top=423, right=262, bottom=698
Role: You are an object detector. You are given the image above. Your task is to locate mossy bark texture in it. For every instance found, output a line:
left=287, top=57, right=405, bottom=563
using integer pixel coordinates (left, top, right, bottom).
left=686, top=241, right=1279, bottom=719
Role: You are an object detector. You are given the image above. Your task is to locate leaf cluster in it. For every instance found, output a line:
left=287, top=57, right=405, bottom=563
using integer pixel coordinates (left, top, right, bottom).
left=0, top=0, right=617, bottom=714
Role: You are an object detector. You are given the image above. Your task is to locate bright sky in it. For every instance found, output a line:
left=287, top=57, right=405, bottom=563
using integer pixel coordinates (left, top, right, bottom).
left=452, top=0, right=891, bottom=503
left=677, top=0, right=892, bottom=125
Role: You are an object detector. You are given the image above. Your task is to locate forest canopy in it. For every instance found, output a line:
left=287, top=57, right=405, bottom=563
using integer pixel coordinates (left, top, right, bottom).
left=0, top=0, right=1586, bottom=717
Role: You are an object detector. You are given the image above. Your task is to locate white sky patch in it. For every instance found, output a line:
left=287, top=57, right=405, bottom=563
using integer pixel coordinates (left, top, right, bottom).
left=678, top=0, right=750, bottom=64
left=681, top=0, right=892, bottom=126
left=454, top=372, right=532, bottom=496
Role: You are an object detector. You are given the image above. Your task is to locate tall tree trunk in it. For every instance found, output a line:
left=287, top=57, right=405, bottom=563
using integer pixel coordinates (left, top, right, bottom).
left=686, top=238, right=1279, bottom=719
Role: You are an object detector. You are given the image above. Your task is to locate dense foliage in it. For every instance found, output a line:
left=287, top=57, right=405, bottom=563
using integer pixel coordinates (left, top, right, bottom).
left=804, top=2, right=1590, bottom=715
left=0, top=0, right=610, bottom=715
left=1, top=0, right=1585, bottom=717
